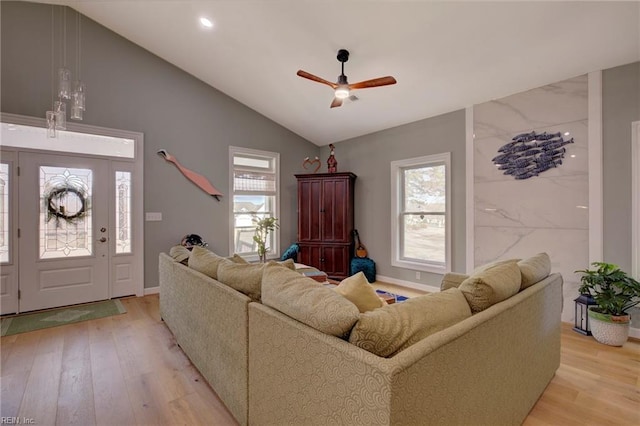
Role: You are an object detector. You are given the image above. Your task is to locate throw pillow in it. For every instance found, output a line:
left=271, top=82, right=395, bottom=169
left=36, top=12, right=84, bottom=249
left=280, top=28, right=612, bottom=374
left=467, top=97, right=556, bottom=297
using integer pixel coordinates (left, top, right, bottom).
left=459, top=260, right=521, bottom=313
left=280, top=243, right=300, bottom=261
left=440, top=272, right=470, bottom=291
left=518, top=252, right=551, bottom=290
left=188, top=246, right=232, bottom=280
left=334, top=272, right=385, bottom=313
left=349, top=288, right=472, bottom=357
left=262, top=265, right=360, bottom=337
left=169, top=245, right=191, bottom=265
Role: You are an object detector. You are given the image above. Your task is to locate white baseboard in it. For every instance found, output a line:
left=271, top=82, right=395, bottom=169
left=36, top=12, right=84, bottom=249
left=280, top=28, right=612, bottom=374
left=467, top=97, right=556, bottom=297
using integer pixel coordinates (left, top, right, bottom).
left=144, top=286, right=160, bottom=295
left=630, top=327, right=640, bottom=340
left=376, top=275, right=441, bottom=293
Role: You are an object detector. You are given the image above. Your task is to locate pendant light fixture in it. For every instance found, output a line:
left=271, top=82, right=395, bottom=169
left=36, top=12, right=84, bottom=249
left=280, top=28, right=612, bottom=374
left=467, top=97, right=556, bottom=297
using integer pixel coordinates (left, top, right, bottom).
left=47, top=6, right=87, bottom=137
left=71, top=11, right=85, bottom=121
left=56, top=7, right=69, bottom=130
left=46, top=5, right=57, bottom=138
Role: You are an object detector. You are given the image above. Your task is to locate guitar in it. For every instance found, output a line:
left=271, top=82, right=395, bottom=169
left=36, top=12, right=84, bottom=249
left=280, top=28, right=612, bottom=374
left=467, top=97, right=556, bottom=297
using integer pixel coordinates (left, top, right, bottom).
left=353, top=230, right=368, bottom=258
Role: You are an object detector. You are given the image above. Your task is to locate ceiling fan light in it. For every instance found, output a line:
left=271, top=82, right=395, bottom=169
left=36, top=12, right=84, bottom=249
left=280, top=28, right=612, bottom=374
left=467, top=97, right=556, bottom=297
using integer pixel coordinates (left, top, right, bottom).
left=199, top=17, right=213, bottom=28
left=335, top=86, right=349, bottom=99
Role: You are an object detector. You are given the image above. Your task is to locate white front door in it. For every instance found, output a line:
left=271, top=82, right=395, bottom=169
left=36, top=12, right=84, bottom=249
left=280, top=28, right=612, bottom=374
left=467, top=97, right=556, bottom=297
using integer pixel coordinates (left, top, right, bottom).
left=18, top=152, right=110, bottom=312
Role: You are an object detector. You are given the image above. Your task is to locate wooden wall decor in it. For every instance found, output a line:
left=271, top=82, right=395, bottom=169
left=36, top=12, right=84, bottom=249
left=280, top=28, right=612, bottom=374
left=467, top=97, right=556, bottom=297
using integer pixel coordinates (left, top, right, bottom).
left=302, top=156, right=321, bottom=173
left=158, top=149, right=223, bottom=200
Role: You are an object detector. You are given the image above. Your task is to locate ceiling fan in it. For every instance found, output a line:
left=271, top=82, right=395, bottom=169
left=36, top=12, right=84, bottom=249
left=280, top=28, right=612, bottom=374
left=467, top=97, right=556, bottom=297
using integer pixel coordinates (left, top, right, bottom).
left=297, top=49, right=397, bottom=108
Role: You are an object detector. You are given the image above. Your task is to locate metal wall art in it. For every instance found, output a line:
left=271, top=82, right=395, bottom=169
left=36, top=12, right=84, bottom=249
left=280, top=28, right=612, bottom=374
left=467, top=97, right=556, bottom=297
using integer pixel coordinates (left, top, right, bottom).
left=492, top=131, right=574, bottom=180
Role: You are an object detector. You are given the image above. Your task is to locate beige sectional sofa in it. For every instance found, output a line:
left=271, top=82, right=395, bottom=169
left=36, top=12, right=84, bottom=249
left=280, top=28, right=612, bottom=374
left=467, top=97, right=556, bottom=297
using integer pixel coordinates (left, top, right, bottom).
left=159, top=249, right=563, bottom=426
left=159, top=252, right=252, bottom=425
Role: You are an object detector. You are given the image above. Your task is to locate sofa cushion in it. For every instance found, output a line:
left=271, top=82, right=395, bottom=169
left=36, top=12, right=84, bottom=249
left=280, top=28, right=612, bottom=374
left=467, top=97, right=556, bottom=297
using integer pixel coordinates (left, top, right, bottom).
left=230, top=253, right=249, bottom=264
left=473, top=258, right=521, bottom=274
left=218, top=260, right=294, bottom=302
left=440, top=272, right=470, bottom=291
left=334, top=272, right=385, bottom=313
left=262, top=266, right=360, bottom=337
left=348, top=288, right=472, bottom=357
left=459, top=260, right=521, bottom=313
left=518, top=252, right=551, bottom=290
left=438, top=259, right=519, bottom=292
left=277, top=258, right=296, bottom=269
left=169, top=245, right=191, bottom=265
left=188, top=246, right=233, bottom=280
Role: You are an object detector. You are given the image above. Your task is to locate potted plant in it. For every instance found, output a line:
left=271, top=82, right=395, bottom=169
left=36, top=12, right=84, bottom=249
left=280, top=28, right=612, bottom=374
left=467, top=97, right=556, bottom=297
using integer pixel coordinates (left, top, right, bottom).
left=575, top=262, right=640, bottom=346
left=252, top=216, right=279, bottom=263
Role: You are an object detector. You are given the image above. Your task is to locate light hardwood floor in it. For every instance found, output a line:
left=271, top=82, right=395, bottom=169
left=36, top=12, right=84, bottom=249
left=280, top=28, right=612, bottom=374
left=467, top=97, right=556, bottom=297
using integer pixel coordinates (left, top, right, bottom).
left=1, top=294, right=639, bottom=426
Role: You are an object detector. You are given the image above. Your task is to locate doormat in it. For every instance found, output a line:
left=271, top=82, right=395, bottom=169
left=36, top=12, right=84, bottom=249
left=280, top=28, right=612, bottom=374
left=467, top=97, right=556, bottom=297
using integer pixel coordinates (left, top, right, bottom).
left=1, top=299, right=126, bottom=337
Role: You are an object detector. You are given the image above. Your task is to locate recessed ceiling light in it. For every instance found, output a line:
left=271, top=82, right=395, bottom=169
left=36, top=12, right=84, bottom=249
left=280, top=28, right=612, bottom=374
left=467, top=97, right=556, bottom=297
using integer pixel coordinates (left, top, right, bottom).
left=564, top=131, right=570, bottom=136
left=576, top=205, right=588, bottom=209
left=199, top=17, right=213, bottom=28
left=570, top=154, right=576, bottom=158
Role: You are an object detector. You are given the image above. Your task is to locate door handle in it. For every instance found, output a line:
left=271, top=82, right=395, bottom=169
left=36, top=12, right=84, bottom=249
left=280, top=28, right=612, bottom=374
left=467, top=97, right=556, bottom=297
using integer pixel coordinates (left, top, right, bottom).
left=99, top=237, right=107, bottom=243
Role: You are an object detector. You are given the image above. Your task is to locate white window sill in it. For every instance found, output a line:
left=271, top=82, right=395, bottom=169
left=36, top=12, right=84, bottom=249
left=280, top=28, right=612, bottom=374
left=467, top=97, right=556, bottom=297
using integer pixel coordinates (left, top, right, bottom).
left=392, top=259, right=447, bottom=275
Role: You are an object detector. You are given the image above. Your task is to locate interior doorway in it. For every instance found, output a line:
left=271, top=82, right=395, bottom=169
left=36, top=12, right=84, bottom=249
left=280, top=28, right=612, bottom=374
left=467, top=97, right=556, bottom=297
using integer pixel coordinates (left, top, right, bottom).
left=0, top=114, right=144, bottom=314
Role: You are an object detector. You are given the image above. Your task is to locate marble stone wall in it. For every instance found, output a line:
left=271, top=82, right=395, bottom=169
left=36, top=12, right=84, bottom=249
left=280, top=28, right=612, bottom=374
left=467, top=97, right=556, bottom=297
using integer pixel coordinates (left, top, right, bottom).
left=473, top=75, right=589, bottom=322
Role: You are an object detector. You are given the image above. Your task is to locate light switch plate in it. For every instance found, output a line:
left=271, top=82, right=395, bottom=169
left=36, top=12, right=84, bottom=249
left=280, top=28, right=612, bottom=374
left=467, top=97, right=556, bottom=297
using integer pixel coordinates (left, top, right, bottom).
left=145, top=212, right=162, bottom=221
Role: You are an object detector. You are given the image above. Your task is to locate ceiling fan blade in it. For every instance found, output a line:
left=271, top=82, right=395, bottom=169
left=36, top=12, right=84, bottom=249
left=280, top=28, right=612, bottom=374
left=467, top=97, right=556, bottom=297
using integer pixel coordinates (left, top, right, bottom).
left=297, top=70, right=337, bottom=89
left=349, top=76, right=397, bottom=90
left=330, top=97, right=343, bottom=108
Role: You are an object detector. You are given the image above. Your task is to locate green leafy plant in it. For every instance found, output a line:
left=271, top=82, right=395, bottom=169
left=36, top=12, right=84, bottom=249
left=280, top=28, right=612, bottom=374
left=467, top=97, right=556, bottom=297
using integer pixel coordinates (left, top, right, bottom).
left=575, top=262, right=640, bottom=316
left=252, top=216, right=279, bottom=263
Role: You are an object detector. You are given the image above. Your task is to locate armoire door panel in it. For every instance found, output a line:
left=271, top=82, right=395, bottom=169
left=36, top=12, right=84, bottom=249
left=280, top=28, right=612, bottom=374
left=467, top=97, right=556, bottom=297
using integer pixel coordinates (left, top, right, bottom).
left=321, top=245, right=350, bottom=279
left=298, top=244, right=322, bottom=271
left=322, top=178, right=351, bottom=242
left=321, top=179, right=336, bottom=241
left=298, top=180, right=322, bottom=242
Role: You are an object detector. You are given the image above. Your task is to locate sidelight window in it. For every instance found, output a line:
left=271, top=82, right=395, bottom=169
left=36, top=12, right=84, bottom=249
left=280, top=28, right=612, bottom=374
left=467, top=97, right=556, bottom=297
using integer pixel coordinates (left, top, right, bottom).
left=0, top=163, right=9, bottom=263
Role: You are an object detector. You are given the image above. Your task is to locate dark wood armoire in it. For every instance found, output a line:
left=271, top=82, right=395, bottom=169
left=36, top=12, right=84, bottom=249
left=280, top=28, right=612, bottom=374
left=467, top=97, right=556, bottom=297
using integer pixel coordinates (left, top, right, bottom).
left=295, top=172, right=356, bottom=280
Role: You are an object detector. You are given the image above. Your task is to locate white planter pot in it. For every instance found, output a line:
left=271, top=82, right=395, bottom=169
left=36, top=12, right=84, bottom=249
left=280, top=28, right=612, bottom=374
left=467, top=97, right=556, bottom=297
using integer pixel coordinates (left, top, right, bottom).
left=588, top=308, right=630, bottom=347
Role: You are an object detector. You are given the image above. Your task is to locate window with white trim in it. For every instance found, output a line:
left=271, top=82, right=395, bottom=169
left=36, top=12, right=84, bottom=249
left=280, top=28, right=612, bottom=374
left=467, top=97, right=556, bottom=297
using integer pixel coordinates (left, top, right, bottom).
left=391, top=152, right=450, bottom=274
left=229, top=146, right=279, bottom=259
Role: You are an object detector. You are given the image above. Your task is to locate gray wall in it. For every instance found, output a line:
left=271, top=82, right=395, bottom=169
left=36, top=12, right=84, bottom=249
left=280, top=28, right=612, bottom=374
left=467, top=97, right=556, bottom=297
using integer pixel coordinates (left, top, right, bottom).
left=3, top=2, right=635, bottom=291
left=319, top=110, right=467, bottom=287
left=602, top=62, right=640, bottom=272
left=1, top=1, right=318, bottom=288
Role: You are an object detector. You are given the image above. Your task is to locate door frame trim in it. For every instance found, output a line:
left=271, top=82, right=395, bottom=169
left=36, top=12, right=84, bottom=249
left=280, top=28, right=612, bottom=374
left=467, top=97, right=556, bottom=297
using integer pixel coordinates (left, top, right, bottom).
left=1, top=112, right=145, bottom=298
left=632, top=120, right=640, bottom=281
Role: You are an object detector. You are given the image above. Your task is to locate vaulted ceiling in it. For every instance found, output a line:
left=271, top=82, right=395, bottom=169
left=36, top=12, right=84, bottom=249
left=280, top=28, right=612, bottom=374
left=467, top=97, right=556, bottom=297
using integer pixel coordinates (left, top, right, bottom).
left=38, top=1, right=640, bottom=145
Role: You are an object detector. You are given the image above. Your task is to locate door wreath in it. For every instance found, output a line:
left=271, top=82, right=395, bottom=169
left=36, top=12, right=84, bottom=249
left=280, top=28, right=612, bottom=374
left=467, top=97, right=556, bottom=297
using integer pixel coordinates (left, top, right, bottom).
left=44, top=185, right=89, bottom=225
